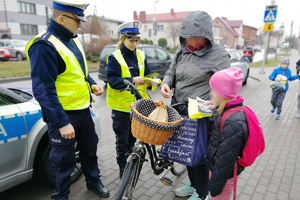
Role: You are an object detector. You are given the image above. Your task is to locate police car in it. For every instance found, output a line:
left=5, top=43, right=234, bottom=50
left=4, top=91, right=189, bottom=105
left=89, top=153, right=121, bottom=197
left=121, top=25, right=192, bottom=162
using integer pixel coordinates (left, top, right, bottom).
left=0, top=87, right=101, bottom=192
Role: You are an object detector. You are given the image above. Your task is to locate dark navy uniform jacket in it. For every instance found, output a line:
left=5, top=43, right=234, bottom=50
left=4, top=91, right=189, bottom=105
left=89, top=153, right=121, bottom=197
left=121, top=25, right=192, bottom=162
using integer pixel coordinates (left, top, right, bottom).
left=29, top=19, right=96, bottom=129
left=106, top=44, right=151, bottom=89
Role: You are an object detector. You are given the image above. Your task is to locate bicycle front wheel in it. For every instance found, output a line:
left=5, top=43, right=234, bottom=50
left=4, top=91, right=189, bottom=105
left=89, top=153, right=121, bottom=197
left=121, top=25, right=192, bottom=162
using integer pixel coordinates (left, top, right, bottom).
left=171, top=162, right=186, bottom=176
left=115, top=158, right=139, bottom=200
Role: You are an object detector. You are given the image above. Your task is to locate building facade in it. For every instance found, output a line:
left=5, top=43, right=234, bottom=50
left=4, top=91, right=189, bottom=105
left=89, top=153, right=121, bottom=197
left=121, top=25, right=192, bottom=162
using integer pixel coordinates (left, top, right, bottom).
left=133, top=9, right=192, bottom=47
left=0, top=0, right=52, bottom=40
left=213, top=17, right=258, bottom=49
left=213, top=17, right=242, bottom=49
left=243, top=25, right=258, bottom=47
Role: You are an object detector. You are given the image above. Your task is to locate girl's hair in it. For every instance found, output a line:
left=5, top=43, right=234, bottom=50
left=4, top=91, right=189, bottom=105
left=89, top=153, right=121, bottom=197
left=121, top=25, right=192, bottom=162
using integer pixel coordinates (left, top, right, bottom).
left=218, top=98, right=236, bottom=115
left=116, top=34, right=127, bottom=50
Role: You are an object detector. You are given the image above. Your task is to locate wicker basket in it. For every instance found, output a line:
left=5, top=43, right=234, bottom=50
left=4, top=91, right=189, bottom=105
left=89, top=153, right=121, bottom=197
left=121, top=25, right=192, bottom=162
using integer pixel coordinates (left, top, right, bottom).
left=130, top=99, right=184, bottom=145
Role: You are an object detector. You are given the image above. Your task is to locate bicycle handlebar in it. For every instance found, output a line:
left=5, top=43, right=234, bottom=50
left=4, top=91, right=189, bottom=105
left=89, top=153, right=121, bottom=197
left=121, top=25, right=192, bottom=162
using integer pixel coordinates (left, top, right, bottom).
left=122, top=79, right=187, bottom=107
left=123, top=79, right=143, bottom=100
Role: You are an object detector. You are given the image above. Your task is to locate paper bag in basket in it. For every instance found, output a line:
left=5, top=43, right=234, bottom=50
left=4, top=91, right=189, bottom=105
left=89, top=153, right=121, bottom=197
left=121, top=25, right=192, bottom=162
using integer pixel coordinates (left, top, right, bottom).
left=148, top=100, right=168, bottom=122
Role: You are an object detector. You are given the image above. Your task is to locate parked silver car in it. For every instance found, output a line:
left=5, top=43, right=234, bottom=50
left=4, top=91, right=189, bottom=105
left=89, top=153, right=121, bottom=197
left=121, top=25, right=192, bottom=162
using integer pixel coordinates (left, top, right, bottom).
left=0, top=40, right=27, bottom=61
left=226, top=49, right=250, bottom=85
left=0, top=87, right=101, bottom=192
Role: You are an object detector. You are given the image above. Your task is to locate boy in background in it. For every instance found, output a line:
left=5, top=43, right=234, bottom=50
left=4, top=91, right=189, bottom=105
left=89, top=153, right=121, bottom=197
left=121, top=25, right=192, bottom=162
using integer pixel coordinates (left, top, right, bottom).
left=295, top=59, right=300, bottom=118
left=269, top=58, right=300, bottom=120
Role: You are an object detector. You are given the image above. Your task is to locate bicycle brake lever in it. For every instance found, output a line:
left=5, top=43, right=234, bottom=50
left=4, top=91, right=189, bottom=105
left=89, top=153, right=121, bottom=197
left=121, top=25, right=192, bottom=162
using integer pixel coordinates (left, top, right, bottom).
left=120, top=85, right=131, bottom=92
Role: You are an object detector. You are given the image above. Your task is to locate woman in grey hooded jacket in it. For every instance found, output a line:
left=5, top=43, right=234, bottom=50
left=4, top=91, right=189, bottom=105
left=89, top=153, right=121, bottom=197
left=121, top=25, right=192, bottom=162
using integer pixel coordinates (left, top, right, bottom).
left=161, top=11, right=230, bottom=200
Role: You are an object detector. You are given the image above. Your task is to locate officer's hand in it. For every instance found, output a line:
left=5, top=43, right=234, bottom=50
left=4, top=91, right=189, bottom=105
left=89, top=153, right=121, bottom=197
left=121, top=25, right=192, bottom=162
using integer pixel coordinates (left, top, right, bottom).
left=91, top=85, right=104, bottom=96
left=59, top=124, right=75, bottom=139
left=160, top=84, right=172, bottom=98
left=132, top=77, right=145, bottom=85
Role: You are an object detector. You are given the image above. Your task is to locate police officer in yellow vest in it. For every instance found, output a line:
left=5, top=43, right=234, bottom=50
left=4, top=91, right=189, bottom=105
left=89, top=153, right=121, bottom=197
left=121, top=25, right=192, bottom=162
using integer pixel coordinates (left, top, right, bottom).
left=106, top=21, right=151, bottom=178
left=26, top=1, right=109, bottom=199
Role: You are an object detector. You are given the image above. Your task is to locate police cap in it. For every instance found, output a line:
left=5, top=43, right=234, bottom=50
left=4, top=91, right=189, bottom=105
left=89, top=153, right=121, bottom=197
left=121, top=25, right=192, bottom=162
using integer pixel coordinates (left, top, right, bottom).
left=118, top=21, right=142, bottom=37
left=52, top=0, right=89, bottom=22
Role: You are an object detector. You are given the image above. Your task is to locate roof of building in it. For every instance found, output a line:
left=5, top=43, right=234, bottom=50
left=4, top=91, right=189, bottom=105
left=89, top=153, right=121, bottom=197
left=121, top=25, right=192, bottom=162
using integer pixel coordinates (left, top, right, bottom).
left=227, top=20, right=243, bottom=27
left=214, top=17, right=239, bottom=37
left=86, top=15, right=124, bottom=24
left=243, top=24, right=258, bottom=30
left=134, top=9, right=193, bottom=23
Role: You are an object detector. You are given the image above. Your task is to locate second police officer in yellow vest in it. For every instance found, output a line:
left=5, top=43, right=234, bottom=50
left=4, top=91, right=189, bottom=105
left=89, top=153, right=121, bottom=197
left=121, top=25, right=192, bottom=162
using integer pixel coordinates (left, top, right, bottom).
left=106, top=21, right=151, bottom=178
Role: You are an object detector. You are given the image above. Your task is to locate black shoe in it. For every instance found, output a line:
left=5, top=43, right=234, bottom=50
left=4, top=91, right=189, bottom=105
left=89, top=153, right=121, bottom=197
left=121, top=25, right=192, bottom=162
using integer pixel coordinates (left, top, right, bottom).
left=87, top=183, right=110, bottom=198
left=119, top=163, right=126, bottom=179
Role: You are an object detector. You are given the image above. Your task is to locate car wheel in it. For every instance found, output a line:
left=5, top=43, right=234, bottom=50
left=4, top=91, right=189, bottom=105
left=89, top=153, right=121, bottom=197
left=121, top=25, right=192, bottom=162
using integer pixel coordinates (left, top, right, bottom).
left=243, top=69, right=249, bottom=85
left=16, top=52, right=23, bottom=61
left=36, top=142, right=82, bottom=185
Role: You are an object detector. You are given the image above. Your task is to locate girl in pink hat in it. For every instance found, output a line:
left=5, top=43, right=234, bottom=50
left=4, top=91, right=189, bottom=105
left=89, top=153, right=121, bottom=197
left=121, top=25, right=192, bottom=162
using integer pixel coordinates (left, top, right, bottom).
left=206, top=68, right=248, bottom=200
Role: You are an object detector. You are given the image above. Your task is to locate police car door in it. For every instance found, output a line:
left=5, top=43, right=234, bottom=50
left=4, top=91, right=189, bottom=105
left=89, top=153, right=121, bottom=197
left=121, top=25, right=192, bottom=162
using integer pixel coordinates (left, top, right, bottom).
left=0, top=94, right=27, bottom=181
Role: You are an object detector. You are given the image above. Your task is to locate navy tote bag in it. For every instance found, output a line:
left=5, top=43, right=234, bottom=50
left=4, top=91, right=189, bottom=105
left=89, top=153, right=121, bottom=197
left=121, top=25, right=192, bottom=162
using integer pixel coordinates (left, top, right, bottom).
left=159, top=115, right=209, bottom=167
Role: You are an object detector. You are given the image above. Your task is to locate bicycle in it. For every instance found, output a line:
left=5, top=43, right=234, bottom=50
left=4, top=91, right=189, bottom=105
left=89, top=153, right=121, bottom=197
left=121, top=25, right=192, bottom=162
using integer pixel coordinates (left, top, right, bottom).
left=115, top=79, right=186, bottom=200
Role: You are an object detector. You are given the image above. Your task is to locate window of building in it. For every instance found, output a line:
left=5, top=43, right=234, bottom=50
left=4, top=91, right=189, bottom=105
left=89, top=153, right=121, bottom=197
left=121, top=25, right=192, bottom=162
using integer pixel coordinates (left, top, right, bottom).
left=20, top=24, right=38, bottom=35
left=144, top=25, right=147, bottom=32
left=158, top=25, right=164, bottom=32
left=18, top=1, right=36, bottom=14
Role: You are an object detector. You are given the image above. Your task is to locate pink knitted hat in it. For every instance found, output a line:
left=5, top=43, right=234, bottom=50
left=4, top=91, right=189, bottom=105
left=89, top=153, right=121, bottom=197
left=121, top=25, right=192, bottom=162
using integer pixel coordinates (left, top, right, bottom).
left=209, top=68, right=244, bottom=99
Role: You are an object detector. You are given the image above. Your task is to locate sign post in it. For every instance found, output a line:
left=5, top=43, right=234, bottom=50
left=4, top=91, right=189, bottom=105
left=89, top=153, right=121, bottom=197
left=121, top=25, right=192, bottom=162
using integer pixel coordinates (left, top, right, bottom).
left=260, top=2, right=278, bottom=74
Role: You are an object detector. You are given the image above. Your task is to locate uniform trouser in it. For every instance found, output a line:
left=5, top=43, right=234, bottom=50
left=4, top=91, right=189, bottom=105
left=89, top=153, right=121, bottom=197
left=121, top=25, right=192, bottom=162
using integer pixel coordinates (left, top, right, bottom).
left=111, top=110, right=136, bottom=165
left=187, top=164, right=209, bottom=198
left=270, top=90, right=286, bottom=114
left=298, top=81, right=300, bottom=109
left=47, top=108, right=101, bottom=200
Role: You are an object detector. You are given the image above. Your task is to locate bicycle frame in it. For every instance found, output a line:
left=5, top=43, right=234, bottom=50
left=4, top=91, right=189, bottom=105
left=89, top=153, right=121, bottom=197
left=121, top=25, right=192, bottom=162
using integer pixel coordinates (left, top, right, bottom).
left=115, top=80, right=186, bottom=200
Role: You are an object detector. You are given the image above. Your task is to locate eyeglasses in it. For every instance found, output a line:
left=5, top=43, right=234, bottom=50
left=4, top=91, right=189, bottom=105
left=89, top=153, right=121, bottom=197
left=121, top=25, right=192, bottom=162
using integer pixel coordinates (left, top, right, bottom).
left=128, top=39, right=140, bottom=44
left=63, top=15, right=81, bottom=24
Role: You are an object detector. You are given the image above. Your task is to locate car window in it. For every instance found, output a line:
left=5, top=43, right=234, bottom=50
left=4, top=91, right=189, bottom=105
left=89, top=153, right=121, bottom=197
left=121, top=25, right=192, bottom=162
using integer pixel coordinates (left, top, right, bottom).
left=142, top=47, right=158, bottom=60
left=234, top=51, right=242, bottom=61
left=228, top=51, right=237, bottom=62
left=0, top=41, right=4, bottom=47
left=5, top=41, right=13, bottom=47
left=12, top=40, right=27, bottom=47
left=100, top=47, right=115, bottom=60
left=156, top=48, right=168, bottom=61
left=0, top=96, right=11, bottom=106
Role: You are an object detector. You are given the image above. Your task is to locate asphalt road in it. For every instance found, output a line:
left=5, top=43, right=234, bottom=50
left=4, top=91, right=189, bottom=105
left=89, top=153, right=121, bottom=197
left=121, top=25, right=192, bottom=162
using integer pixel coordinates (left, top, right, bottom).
left=0, top=72, right=259, bottom=200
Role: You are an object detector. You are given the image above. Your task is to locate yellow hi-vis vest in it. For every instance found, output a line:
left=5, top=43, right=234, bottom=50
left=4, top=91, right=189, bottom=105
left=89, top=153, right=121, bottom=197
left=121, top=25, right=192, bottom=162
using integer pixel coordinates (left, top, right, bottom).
left=106, top=49, right=148, bottom=112
left=26, top=31, right=91, bottom=111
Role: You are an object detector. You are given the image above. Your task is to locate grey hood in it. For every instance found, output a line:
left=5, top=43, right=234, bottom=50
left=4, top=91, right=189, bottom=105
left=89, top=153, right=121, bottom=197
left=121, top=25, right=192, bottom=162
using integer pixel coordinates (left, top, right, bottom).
left=180, top=11, right=214, bottom=47
left=162, top=11, right=230, bottom=108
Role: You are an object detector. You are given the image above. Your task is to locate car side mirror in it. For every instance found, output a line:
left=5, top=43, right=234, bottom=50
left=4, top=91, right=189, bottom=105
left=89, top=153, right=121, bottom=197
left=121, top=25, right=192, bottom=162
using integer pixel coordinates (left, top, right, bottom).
left=244, top=57, right=249, bottom=62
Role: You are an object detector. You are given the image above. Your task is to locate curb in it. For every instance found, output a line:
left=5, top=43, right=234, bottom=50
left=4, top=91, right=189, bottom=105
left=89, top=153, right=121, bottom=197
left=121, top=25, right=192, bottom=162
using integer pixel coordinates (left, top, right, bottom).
left=0, top=69, right=99, bottom=84
left=249, top=75, right=262, bottom=83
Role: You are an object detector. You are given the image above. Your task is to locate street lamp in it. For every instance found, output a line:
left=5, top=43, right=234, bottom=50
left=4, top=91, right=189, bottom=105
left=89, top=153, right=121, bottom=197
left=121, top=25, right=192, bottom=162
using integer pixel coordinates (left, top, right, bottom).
left=153, top=0, right=160, bottom=45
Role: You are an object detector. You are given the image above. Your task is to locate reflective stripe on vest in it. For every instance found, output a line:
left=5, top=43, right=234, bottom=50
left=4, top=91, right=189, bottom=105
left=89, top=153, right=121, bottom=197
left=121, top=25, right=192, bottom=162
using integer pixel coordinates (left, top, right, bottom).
left=26, top=31, right=91, bottom=110
left=106, top=49, right=148, bottom=112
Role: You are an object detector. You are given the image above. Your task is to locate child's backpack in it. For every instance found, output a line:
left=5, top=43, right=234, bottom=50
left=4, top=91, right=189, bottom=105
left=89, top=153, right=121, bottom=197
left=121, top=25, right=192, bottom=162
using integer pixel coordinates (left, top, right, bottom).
left=220, top=105, right=265, bottom=167
left=220, top=106, right=265, bottom=200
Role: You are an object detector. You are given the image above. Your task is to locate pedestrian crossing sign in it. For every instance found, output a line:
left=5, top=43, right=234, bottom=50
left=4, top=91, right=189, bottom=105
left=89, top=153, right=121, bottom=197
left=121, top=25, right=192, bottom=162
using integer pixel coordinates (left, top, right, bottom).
left=264, top=6, right=277, bottom=22
left=264, top=22, right=274, bottom=32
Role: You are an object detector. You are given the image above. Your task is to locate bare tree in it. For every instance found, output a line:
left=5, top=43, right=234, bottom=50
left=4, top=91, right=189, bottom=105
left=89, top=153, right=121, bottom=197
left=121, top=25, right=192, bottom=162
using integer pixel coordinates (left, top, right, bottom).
left=89, top=14, right=108, bottom=40
left=166, top=22, right=182, bottom=47
left=77, top=22, right=89, bottom=51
